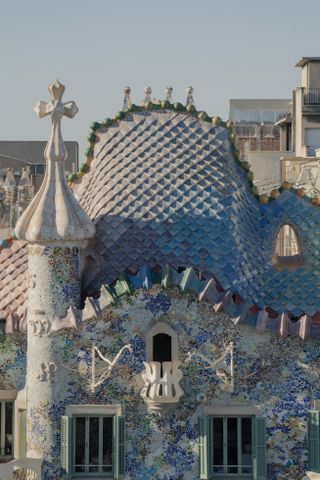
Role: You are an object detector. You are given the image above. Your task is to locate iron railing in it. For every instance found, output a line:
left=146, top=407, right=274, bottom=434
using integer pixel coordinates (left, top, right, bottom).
left=304, top=89, right=320, bottom=105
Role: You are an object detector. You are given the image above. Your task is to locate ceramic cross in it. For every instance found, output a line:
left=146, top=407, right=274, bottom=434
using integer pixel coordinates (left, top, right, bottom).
left=33, top=80, right=78, bottom=163
left=34, top=79, right=78, bottom=123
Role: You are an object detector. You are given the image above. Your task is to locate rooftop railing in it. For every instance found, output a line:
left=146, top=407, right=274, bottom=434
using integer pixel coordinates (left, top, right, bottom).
left=304, top=89, right=320, bottom=104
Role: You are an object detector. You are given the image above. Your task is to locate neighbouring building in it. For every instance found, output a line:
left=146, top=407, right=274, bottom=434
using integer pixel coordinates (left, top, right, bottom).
left=0, top=81, right=320, bottom=480
left=0, top=141, right=78, bottom=239
left=229, top=99, right=291, bottom=193
left=280, top=58, right=320, bottom=196
left=0, top=141, right=78, bottom=193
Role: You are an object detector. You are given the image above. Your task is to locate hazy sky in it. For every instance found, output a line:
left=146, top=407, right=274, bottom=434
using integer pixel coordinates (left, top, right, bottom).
left=1, top=0, right=320, bottom=166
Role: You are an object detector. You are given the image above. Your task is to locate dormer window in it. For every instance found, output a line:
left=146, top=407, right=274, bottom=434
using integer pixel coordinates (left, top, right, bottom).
left=272, top=224, right=303, bottom=270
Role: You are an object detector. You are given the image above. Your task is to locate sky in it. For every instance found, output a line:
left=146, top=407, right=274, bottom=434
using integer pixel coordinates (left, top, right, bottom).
left=1, top=0, right=320, bottom=166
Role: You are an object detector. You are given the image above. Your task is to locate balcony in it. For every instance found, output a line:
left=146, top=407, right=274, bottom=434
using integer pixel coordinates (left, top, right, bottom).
left=140, top=361, right=183, bottom=415
left=304, top=89, right=320, bottom=104
left=302, top=89, right=320, bottom=114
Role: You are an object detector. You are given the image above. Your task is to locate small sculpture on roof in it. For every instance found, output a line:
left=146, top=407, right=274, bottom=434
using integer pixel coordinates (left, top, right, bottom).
left=165, top=86, right=173, bottom=103
left=122, top=86, right=132, bottom=112
left=186, top=85, right=194, bottom=106
left=19, top=167, right=32, bottom=187
left=144, top=86, right=152, bottom=108
left=4, top=168, right=16, bottom=187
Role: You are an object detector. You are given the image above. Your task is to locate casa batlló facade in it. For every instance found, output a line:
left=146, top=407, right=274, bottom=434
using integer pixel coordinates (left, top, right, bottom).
left=0, top=83, right=320, bottom=480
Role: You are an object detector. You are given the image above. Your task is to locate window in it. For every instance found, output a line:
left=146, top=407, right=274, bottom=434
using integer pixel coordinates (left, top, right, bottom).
left=146, top=322, right=178, bottom=363
left=61, top=406, right=124, bottom=478
left=0, top=401, right=13, bottom=460
left=273, top=224, right=303, bottom=270
left=29, top=164, right=45, bottom=175
left=199, top=415, right=266, bottom=480
left=308, top=410, right=320, bottom=472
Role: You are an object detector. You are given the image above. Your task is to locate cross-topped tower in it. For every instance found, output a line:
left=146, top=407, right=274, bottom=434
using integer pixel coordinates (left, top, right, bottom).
left=16, top=79, right=94, bottom=242
left=15, top=81, right=95, bottom=478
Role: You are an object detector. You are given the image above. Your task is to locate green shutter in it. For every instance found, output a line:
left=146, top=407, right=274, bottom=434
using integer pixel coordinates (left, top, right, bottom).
left=308, top=410, right=320, bottom=472
left=199, top=416, right=213, bottom=480
left=253, top=417, right=266, bottom=480
left=61, top=416, right=74, bottom=478
left=19, top=410, right=26, bottom=458
left=113, top=415, right=125, bottom=479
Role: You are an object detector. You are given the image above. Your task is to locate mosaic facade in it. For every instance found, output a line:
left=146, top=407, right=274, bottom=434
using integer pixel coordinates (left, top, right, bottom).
left=28, top=243, right=80, bottom=319
left=1, top=287, right=319, bottom=479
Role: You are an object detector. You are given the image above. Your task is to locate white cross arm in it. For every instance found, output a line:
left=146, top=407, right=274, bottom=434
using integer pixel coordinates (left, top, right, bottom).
left=33, top=100, right=78, bottom=119
left=63, top=101, right=79, bottom=118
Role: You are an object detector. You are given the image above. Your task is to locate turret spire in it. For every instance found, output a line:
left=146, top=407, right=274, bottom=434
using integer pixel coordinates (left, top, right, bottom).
left=15, top=80, right=95, bottom=243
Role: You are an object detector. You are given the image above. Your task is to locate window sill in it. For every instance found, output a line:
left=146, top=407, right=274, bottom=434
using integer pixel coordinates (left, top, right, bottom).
left=212, top=476, right=252, bottom=480
left=71, top=477, right=113, bottom=480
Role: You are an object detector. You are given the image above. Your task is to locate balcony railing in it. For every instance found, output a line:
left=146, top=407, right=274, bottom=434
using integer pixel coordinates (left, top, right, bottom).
left=304, top=89, right=320, bottom=105
left=140, top=361, right=184, bottom=415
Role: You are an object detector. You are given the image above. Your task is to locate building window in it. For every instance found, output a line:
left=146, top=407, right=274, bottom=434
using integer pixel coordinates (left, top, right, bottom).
left=0, top=401, right=13, bottom=460
left=199, top=416, right=266, bottom=480
left=273, top=224, right=303, bottom=270
left=61, top=406, right=124, bottom=478
left=29, top=164, right=45, bottom=175
left=146, top=322, right=178, bottom=363
left=74, top=416, right=113, bottom=474
left=153, top=333, right=172, bottom=363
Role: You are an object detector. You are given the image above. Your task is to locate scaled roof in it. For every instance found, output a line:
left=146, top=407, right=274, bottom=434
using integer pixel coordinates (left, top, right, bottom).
left=74, top=109, right=320, bottom=318
left=2, top=107, right=320, bottom=335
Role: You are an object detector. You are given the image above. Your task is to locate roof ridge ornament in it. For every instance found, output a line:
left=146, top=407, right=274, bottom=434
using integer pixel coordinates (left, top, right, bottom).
left=143, top=86, right=152, bottom=108
left=122, top=86, right=132, bottom=112
left=15, top=80, right=95, bottom=243
left=19, top=167, right=32, bottom=187
left=4, top=168, right=16, bottom=187
left=165, top=86, right=173, bottom=103
left=186, top=85, right=194, bottom=106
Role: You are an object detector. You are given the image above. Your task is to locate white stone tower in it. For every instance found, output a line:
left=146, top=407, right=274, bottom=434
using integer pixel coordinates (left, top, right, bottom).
left=15, top=80, right=95, bottom=478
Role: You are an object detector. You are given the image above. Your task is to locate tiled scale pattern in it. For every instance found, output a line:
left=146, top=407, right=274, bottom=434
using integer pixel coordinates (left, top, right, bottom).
left=75, top=109, right=320, bottom=317
left=0, top=240, right=28, bottom=322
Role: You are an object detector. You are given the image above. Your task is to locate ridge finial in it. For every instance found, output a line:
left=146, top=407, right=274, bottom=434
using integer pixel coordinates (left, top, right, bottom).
left=186, top=85, right=194, bottom=106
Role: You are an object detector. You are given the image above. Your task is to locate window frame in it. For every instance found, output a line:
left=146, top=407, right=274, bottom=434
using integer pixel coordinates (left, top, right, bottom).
left=0, top=391, right=16, bottom=462
left=272, top=223, right=304, bottom=270
left=0, top=400, right=14, bottom=461
left=146, top=322, right=178, bottom=363
left=211, top=415, right=253, bottom=478
left=62, top=405, right=124, bottom=479
left=199, top=409, right=266, bottom=480
left=73, top=415, right=113, bottom=477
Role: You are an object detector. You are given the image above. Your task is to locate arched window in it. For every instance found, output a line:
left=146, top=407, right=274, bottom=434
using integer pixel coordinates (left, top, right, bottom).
left=153, top=333, right=172, bottom=362
left=146, top=322, right=178, bottom=363
left=273, top=224, right=303, bottom=269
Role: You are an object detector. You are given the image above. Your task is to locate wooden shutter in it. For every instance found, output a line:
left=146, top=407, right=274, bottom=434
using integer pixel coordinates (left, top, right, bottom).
left=199, top=416, right=212, bottom=480
left=113, top=415, right=125, bottom=479
left=253, top=417, right=266, bottom=480
left=308, top=410, right=320, bottom=472
left=61, top=416, right=74, bottom=478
